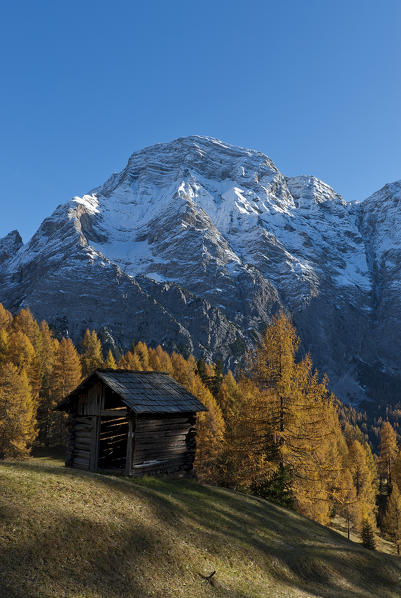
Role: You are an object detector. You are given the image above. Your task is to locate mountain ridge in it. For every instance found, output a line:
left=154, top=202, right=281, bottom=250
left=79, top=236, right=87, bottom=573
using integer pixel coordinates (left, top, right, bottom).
left=1, top=136, right=401, bottom=408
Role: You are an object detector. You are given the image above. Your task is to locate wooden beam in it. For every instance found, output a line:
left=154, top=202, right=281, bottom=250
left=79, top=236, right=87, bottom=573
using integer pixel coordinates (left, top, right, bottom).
left=125, top=418, right=133, bottom=476
left=101, top=410, right=128, bottom=417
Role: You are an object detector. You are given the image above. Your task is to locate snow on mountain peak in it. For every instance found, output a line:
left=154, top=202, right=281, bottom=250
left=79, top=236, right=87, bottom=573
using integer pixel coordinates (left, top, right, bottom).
left=2, top=136, right=401, bottom=408
left=0, top=230, right=23, bottom=265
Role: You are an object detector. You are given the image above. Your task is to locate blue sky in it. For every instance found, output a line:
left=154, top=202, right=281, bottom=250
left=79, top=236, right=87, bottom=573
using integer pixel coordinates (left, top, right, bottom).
left=1, top=0, right=401, bottom=241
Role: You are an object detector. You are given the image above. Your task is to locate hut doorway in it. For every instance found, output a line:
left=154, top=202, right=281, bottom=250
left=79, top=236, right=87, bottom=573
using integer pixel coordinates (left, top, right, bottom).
left=97, top=415, right=129, bottom=471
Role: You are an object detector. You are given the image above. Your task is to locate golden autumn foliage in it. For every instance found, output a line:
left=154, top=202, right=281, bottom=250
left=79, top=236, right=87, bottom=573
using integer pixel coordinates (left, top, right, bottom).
left=347, top=439, right=377, bottom=529
left=81, top=329, right=104, bottom=377
left=0, top=301, right=398, bottom=544
left=379, top=421, right=398, bottom=487
left=231, top=313, right=345, bottom=524
left=0, top=363, right=36, bottom=458
left=104, top=349, right=117, bottom=369
left=391, top=450, right=401, bottom=492
left=334, top=468, right=358, bottom=539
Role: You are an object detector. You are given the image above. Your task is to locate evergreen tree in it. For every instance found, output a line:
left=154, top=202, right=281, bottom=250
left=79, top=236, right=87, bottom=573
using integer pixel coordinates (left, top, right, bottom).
left=361, top=518, right=376, bottom=550
left=382, top=482, right=401, bottom=555
left=196, top=358, right=208, bottom=385
left=0, top=363, right=36, bottom=458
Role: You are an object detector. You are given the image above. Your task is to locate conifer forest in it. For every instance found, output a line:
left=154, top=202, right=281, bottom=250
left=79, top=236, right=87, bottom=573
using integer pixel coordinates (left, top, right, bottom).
left=1, top=301, right=401, bottom=555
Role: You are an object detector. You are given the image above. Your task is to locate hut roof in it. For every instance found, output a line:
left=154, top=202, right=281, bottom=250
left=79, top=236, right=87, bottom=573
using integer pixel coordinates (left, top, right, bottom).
left=56, top=369, right=208, bottom=414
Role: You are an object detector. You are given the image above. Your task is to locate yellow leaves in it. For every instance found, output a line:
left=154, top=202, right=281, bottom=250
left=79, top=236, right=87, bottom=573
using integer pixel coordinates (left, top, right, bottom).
left=0, top=363, right=36, bottom=458
left=118, top=351, right=143, bottom=370
left=104, top=350, right=117, bottom=369
left=134, top=342, right=150, bottom=370
left=391, top=450, right=401, bottom=491
left=379, top=421, right=398, bottom=481
left=0, top=304, right=12, bottom=330
left=81, top=329, right=103, bottom=377
left=53, top=338, right=82, bottom=403
left=346, top=439, right=377, bottom=530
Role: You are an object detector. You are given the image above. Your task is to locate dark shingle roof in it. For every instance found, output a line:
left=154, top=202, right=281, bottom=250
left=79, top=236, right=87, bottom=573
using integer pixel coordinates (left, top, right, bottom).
left=57, top=369, right=207, bottom=414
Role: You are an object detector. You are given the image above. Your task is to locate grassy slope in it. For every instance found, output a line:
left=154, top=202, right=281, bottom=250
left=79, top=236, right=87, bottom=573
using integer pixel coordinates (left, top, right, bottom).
left=0, top=457, right=400, bottom=598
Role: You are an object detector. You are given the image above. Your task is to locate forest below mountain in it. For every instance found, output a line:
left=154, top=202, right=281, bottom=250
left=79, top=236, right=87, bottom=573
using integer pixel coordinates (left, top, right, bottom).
left=1, top=303, right=401, bottom=554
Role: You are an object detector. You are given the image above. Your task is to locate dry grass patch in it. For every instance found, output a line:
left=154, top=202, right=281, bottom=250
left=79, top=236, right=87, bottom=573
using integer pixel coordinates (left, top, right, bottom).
left=0, top=455, right=401, bottom=598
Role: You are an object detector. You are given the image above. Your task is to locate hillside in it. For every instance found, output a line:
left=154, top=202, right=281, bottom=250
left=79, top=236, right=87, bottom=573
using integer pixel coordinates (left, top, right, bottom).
left=0, top=456, right=400, bottom=598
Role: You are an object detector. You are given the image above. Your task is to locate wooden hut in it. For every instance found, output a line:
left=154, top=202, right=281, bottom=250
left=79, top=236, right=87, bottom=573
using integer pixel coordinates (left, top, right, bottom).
left=56, top=369, right=207, bottom=476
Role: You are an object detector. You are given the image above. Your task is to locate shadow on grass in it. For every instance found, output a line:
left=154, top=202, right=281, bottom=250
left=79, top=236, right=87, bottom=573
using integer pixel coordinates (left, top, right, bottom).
left=1, top=458, right=401, bottom=598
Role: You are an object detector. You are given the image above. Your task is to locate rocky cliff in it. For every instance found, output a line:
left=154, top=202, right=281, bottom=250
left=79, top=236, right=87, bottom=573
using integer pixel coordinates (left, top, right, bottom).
left=1, top=136, right=401, bottom=406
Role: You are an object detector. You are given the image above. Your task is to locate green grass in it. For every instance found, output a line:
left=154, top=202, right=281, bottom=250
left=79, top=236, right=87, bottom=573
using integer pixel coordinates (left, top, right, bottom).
left=1, top=455, right=401, bottom=598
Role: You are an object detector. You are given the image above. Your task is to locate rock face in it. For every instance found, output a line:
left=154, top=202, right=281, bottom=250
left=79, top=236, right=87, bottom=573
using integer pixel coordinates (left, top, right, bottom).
left=1, top=136, right=401, bottom=405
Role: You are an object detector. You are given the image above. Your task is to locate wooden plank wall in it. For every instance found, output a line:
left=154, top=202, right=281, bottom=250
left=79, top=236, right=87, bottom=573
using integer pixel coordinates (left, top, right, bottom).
left=68, top=415, right=97, bottom=471
left=77, top=383, right=103, bottom=416
left=131, top=413, right=196, bottom=476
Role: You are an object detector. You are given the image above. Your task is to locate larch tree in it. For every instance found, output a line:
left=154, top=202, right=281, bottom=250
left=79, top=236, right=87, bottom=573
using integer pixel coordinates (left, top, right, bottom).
left=81, top=329, right=104, bottom=376
left=171, top=352, right=196, bottom=387
left=391, top=449, right=401, bottom=492
left=0, top=363, right=36, bottom=458
left=222, top=376, right=275, bottom=492
left=36, top=327, right=59, bottom=446
left=133, top=341, right=150, bottom=370
left=50, top=338, right=82, bottom=444
left=118, top=350, right=143, bottom=370
left=334, top=468, right=358, bottom=539
left=12, top=308, right=41, bottom=349
left=104, top=349, right=117, bottom=369
left=190, top=375, right=226, bottom=484
left=379, top=422, right=398, bottom=491
left=0, top=329, right=9, bottom=365
left=0, top=303, right=12, bottom=330
left=217, top=370, right=243, bottom=422
left=148, top=347, right=162, bottom=371
left=53, top=338, right=82, bottom=402
left=347, top=440, right=377, bottom=529
left=245, top=313, right=345, bottom=522
left=154, top=345, right=173, bottom=374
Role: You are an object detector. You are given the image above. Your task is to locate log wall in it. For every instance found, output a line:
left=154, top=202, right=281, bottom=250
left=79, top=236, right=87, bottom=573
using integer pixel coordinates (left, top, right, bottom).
left=131, top=413, right=196, bottom=476
left=66, top=415, right=97, bottom=471
left=66, top=381, right=198, bottom=477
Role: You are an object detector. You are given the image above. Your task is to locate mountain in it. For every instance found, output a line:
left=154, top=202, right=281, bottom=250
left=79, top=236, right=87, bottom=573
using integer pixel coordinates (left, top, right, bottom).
left=1, top=136, right=401, bottom=407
